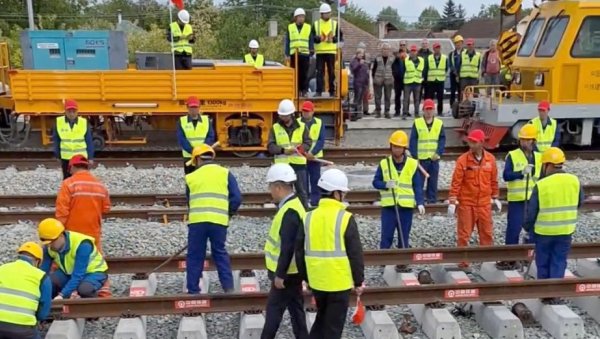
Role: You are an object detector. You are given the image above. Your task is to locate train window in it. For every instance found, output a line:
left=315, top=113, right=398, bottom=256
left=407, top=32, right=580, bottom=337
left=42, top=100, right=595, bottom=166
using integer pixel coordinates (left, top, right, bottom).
left=518, top=18, right=545, bottom=57
left=572, top=16, right=600, bottom=58
left=536, top=17, right=569, bottom=57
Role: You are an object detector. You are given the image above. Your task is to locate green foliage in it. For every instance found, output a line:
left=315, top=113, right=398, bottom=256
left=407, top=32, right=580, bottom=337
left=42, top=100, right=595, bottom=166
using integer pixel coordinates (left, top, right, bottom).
left=416, top=6, right=441, bottom=30
left=344, top=2, right=375, bottom=35
left=0, top=24, right=23, bottom=68
left=377, top=6, right=408, bottom=31
left=476, top=4, right=501, bottom=19
left=440, top=0, right=465, bottom=30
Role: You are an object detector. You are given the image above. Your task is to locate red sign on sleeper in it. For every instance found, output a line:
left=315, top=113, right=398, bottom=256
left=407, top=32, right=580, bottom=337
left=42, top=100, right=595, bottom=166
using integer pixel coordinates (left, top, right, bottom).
left=174, top=299, right=211, bottom=309
left=576, top=283, right=600, bottom=293
left=412, top=252, right=443, bottom=262
left=444, top=288, right=480, bottom=299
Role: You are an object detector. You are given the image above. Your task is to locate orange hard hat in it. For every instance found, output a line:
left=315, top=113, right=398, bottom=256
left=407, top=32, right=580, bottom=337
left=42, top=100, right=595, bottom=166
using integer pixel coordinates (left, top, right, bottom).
left=351, top=297, right=366, bottom=325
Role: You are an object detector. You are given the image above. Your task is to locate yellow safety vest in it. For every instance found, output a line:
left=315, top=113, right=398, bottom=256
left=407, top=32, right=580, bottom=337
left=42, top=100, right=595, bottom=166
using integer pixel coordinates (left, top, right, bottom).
left=298, top=117, right=323, bottom=158
left=47, top=232, right=108, bottom=275
left=534, top=173, right=580, bottom=236
left=530, top=117, right=557, bottom=152
left=288, top=23, right=312, bottom=55
left=506, top=149, right=542, bottom=202
left=244, top=53, right=264, bottom=67
left=414, top=117, right=443, bottom=160
left=170, top=22, right=193, bottom=54
left=379, top=156, right=418, bottom=208
left=180, top=116, right=210, bottom=158
left=303, top=198, right=353, bottom=292
left=186, top=163, right=230, bottom=226
left=460, top=51, right=481, bottom=79
left=272, top=122, right=307, bottom=165
left=265, top=196, right=306, bottom=274
left=404, top=57, right=424, bottom=84
left=0, top=260, right=45, bottom=326
left=427, top=54, right=447, bottom=82
left=56, top=117, right=88, bottom=160
left=314, top=19, right=338, bottom=54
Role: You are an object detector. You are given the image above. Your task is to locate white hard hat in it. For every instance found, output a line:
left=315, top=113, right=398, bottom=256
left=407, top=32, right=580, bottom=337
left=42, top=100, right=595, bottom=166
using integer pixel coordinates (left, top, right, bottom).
left=294, top=8, right=306, bottom=17
left=318, top=168, right=350, bottom=192
left=178, top=10, right=190, bottom=24
left=249, top=39, right=259, bottom=49
left=277, top=99, right=296, bottom=116
left=319, top=3, right=332, bottom=13
left=266, top=164, right=297, bottom=183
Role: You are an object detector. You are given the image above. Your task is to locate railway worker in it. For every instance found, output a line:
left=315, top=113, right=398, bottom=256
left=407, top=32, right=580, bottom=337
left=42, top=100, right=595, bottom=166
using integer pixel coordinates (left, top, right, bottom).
left=37, top=218, right=108, bottom=300
left=261, top=164, right=309, bottom=339
left=298, top=101, right=325, bottom=207
left=53, top=99, right=94, bottom=180
left=523, top=147, right=583, bottom=283
left=418, top=39, right=432, bottom=104
left=423, top=42, right=448, bottom=116
left=459, top=38, right=481, bottom=94
left=371, top=42, right=396, bottom=119
left=313, top=3, right=343, bottom=98
left=402, top=45, right=425, bottom=119
left=296, top=168, right=364, bottom=339
left=285, top=8, right=314, bottom=97
left=245, top=40, right=265, bottom=67
left=372, top=130, right=425, bottom=258
left=449, top=35, right=464, bottom=107
left=167, top=9, right=195, bottom=70
left=529, top=100, right=560, bottom=152
left=177, top=96, right=215, bottom=175
left=268, top=99, right=312, bottom=208
left=392, top=41, right=407, bottom=117
left=409, top=99, right=446, bottom=204
left=0, top=242, right=51, bottom=339
left=448, top=129, right=501, bottom=270
left=185, top=145, right=242, bottom=294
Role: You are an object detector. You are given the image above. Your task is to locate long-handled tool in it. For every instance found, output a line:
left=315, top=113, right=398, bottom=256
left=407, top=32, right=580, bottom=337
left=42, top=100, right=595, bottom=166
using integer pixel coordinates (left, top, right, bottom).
left=146, top=244, right=188, bottom=277
left=387, top=157, right=406, bottom=250
left=522, top=171, right=536, bottom=279
left=404, top=150, right=430, bottom=179
left=295, top=145, right=335, bottom=166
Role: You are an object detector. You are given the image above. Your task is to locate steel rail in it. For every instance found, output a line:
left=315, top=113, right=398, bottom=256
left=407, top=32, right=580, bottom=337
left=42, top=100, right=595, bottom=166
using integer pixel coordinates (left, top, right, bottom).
left=52, top=278, right=600, bottom=318
left=104, top=243, right=600, bottom=274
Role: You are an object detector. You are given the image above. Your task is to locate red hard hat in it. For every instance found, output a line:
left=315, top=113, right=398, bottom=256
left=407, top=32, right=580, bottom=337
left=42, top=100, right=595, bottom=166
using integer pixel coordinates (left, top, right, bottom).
left=538, top=100, right=550, bottom=111
left=433, top=42, right=441, bottom=49
left=467, top=129, right=486, bottom=143
left=409, top=45, right=418, bottom=52
left=68, top=154, right=89, bottom=170
left=466, top=38, right=475, bottom=45
left=64, top=99, right=78, bottom=110
left=301, top=101, right=314, bottom=112
left=423, top=99, right=435, bottom=110
left=187, top=96, right=200, bottom=108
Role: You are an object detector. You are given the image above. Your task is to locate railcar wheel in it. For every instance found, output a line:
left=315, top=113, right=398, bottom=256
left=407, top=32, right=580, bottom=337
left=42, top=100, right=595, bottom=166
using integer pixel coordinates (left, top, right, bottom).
left=232, top=151, right=259, bottom=158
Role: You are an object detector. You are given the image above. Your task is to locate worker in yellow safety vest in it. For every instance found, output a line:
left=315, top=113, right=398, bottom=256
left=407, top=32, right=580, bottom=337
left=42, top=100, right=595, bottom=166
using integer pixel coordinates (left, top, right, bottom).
left=296, top=168, right=364, bottom=339
left=529, top=100, right=560, bottom=152
left=402, top=45, right=424, bottom=118
left=167, top=9, right=195, bottom=70
left=286, top=8, right=314, bottom=97
left=177, top=96, right=215, bottom=174
left=184, top=145, right=242, bottom=294
left=244, top=39, right=265, bottom=67
left=459, top=38, right=481, bottom=93
left=268, top=99, right=312, bottom=208
left=261, top=163, right=309, bottom=339
left=298, top=101, right=325, bottom=207
left=0, top=242, right=52, bottom=339
left=523, top=148, right=583, bottom=300
left=38, top=218, right=108, bottom=300
left=313, top=3, right=343, bottom=97
left=423, top=42, right=448, bottom=116
left=53, top=99, right=94, bottom=180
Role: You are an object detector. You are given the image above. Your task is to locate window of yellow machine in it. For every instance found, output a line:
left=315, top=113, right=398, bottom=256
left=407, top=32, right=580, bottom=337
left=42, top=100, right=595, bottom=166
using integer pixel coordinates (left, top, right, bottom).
left=536, top=16, right=569, bottom=57
left=571, top=16, right=600, bottom=58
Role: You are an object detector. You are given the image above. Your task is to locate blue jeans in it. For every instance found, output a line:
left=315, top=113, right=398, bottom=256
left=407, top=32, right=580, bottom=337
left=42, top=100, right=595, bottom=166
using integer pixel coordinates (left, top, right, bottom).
left=535, top=234, right=572, bottom=279
left=380, top=206, right=413, bottom=249
left=50, top=270, right=107, bottom=298
left=420, top=160, right=439, bottom=203
left=186, top=223, right=233, bottom=294
left=307, top=161, right=322, bottom=207
left=506, top=201, right=534, bottom=245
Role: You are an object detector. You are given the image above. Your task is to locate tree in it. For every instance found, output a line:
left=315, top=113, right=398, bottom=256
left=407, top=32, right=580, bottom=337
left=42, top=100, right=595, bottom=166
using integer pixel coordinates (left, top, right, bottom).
left=416, top=6, right=441, bottom=30
left=476, top=4, right=501, bottom=19
left=456, top=3, right=467, bottom=27
left=440, top=0, right=458, bottom=30
left=342, top=2, right=375, bottom=35
left=377, top=6, right=408, bottom=31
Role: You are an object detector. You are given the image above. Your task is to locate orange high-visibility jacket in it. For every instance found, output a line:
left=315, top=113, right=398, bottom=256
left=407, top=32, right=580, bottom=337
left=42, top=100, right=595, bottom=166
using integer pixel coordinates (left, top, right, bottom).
left=55, top=170, right=110, bottom=248
left=449, top=150, right=499, bottom=207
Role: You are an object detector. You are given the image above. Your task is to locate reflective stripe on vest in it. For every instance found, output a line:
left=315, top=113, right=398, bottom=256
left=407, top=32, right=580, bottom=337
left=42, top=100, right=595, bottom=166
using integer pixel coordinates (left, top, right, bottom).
left=404, top=57, right=424, bottom=84
left=303, top=199, right=352, bottom=292
left=379, top=156, right=417, bottom=207
left=272, top=122, right=307, bottom=165
left=298, top=117, right=323, bottom=158
left=170, top=22, right=193, bottom=54
left=244, top=53, right=265, bottom=67
left=427, top=54, right=447, bottom=82
left=0, top=260, right=44, bottom=326
left=506, top=149, right=542, bottom=202
left=186, top=164, right=230, bottom=226
left=314, top=19, right=338, bottom=54
left=530, top=117, right=557, bottom=152
left=288, top=23, right=311, bottom=55
left=47, top=232, right=108, bottom=275
left=414, top=118, right=443, bottom=159
left=56, top=117, right=88, bottom=160
left=265, top=197, right=306, bottom=274
left=534, top=173, right=580, bottom=236
left=180, top=116, right=210, bottom=158
left=460, top=51, right=481, bottom=79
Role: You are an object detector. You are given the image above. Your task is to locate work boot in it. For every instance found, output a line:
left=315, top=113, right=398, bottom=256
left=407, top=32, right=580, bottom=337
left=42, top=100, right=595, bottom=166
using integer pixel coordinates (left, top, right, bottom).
left=375, top=111, right=382, bottom=118
left=394, top=112, right=400, bottom=117
left=315, top=92, right=322, bottom=97
left=384, top=112, right=391, bottom=119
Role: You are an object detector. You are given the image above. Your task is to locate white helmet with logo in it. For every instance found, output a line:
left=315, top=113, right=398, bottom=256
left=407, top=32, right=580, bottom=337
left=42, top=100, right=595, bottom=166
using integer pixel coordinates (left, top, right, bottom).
left=178, top=10, right=190, bottom=24
left=249, top=40, right=259, bottom=49
left=319, top=3, right=332, bottom=13
left=277, top=99, right=295, bottom=116
left=266, top=164, right=297, bottom=183
left=318, top=168, right=350, bottom=192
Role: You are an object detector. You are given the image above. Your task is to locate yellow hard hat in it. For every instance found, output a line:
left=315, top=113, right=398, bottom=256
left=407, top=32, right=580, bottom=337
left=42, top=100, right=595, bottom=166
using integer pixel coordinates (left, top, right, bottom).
left=518, top=124, right=537, bottom=140
left=541, top=147, right=566, bottom=165
left=38, top=218, right=65, bottom=244
left=185, top=144, right=216, bottom=166
left=18, top=241, right=43, bottom=260
left=453, top=35, right=464, bottom=43
left=389, top=130, right=408, bottom=147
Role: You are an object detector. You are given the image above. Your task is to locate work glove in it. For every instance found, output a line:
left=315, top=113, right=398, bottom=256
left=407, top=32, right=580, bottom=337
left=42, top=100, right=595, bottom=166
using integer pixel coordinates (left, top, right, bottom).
left=431, top=153, right=440, bottom=161
left=492, top=199, right=502, bottom=212
left=522, top=164, right=533, bottom=176
left=418, top=205, right=425, bottom=215
left=447, top=204, right=456, bottom=216
left=386, top=180, right=397, bottom=189
left=53, top=295, right=63, bottom=301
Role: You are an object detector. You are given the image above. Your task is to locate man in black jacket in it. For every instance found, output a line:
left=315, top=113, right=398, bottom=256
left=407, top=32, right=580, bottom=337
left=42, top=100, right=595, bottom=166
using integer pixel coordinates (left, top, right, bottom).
left=392, top=42, right=407, bottom=117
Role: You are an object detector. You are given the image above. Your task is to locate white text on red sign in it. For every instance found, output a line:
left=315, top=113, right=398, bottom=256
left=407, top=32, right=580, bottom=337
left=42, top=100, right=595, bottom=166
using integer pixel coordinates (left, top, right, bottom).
left=412, top=253, right=443, bottom=261
left=444, top=288, right=480, bottom=299
left=174, top=299, right=211, bottom=309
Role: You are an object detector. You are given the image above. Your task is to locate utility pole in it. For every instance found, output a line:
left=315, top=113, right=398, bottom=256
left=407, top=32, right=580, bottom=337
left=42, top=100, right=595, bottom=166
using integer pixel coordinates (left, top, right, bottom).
left=26, top=0, right=35, bottom=30
left=118, top=10, right=123, bottom=24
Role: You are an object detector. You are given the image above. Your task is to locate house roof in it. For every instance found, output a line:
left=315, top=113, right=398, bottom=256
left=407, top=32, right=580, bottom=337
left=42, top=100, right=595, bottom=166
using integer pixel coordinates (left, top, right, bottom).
left=455, top=17, right=517, bottom=40
left=340, top=18, right=381, bottom=62
left=385, top=30, right=434, bottom=39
